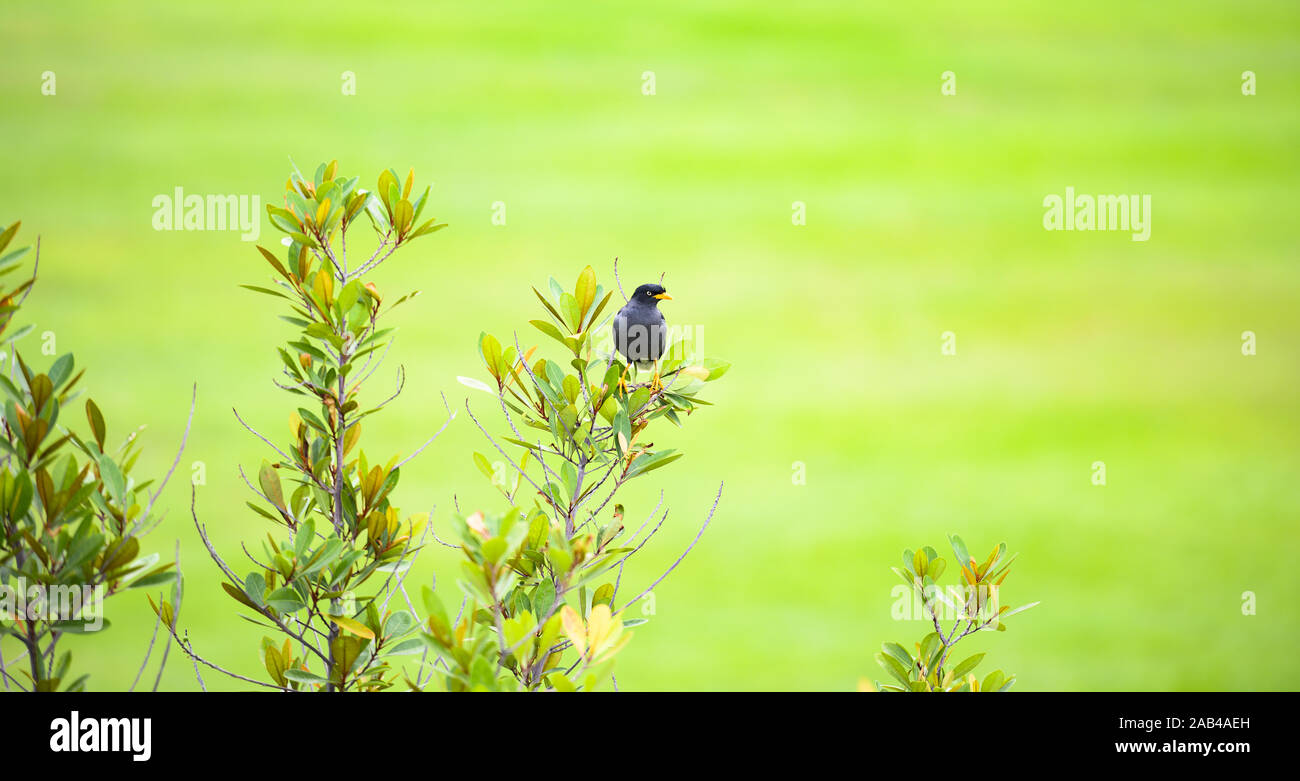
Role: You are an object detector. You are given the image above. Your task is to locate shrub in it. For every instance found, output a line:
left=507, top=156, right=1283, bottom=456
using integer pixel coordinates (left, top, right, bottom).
left=165, top=161, right=452, bottom=691
left=864, top=535, right=1038, bottom=692
left=424, top=264, right=729, bottom=691
left=0, top=221, right=191, bottom=692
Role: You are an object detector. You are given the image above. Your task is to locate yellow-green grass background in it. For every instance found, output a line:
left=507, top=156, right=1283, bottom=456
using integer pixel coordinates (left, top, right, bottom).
left=2, top=0, right=1297, bottom=691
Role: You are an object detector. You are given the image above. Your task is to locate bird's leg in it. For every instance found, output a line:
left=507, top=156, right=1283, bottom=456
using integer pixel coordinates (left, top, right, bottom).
left=649, top=360, right=664, bottom=394
left=617, top=361, right=633, bottom=394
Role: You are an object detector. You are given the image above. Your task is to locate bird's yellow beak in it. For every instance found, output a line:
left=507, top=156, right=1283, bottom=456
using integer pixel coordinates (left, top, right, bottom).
left=653, top=293, right=673, bottom=300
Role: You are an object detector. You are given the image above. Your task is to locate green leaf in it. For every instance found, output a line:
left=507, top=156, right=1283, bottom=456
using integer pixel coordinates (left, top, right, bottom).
left=384, top=610, right=415, bottom=638
left=240, top=284, right=291, bottom=300
left=875, top=651, right=911, bottom=687
left=624, top=450, right=683, bottom=479
left=294, top=518, right=315, bottom=558
left=265, top=587, right=306, bottom=613
left=919, top=632, right=943, bottom=671
left=0, top=374, right=22, bottom=404
left=222, top=581, right=259, bottom=610
left=949, top=653, right=984, bottom=680
left=63, top=528, right=105, bottom=571
left=575, top=266, right=597, bottom=319
left=949, top=534, right=971, bottom=568
left=242, top=572, right=266, bottom=607
left=473, top=451, right=494, bottom=481
left=530, top=319, right=567, bottom=345
left=384, top=637, right=427, bottom=656
left=981, top=670, right=1006, bottom=692
left=284, top=669, right=327, bottom=685
left=479, top=333, right=503, bottom=378
left=338, top=280, right=360, bottom=313
left=532, top=579, right=556, bottom=618
left=52, top=619, right=110, bottom=634
left=701, top=357, right=730, bottom=381
left=48, top=354, right=75, bottom=388
left=97, top=456, right=126, bottom=506
left=531, top=287, right=567, bottom=327
left=881, top=642, right=913, bottom=676
left=422, top=586, right=449, bottom=637
left=480, top=537, right=506, bottom=565
left=928, top=557, right=947, bottom=581
left=127, top=569, right=179, bottom=589
left=998, top=601, right=1041, bottom=622
left=330, top=614, right=375, bottom=640
left=0, top=221, right=21, bottom=254
left=558, top=293, right=581, bottom=333
left=258, top=461, right=285, bottom=511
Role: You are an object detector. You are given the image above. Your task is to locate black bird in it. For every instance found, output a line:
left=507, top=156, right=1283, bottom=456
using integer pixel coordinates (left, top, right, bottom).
left=612, top=282, right=672, bottom=391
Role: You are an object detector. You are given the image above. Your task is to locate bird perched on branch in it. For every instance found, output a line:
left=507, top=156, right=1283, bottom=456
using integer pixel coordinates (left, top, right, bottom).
left=613, top=282, right=672, bottom=392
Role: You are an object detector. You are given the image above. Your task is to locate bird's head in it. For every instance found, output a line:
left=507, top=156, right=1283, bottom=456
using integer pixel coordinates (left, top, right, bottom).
left=631, top=283, right=672, bottom=306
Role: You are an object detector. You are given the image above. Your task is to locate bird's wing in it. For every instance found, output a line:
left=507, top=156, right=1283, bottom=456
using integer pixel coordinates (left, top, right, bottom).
left=612, top=307, right=630, bottom=357
left=653, top=310, right=667, bottom=359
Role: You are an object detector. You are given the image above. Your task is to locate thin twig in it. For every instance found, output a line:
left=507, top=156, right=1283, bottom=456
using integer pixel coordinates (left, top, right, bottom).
left=142, top=384, right=197, bottom=520
left=377, top=508, right=434, bottom=614
left=0, top=643, right=19, bottom=692
left=167, top=630, right=291, bottom=691
left=354, top=334, right=395, bottom=387
left=191, top=649, right=208, bottom=692
left=192, top=488, right=242, bottom=586
left=150, top=541, right=182, bottom=691
left=237, top=464, right=283, bottom=518
left=0, top=665, right=27, bottom=691
left=129, top=597, right=164, bottom=691
left=349, top=234, right=397, bottom=279
left=618, top=482, right=722, bottom=611
left=233, top=406, right=298, bottom=466
left=612, top=256, right=626, bottom=303
left=392, top=394, right=456, bottom=471
left=464, top=400, right=550, bottom=503
left=351, top=365, right=406, bottom=423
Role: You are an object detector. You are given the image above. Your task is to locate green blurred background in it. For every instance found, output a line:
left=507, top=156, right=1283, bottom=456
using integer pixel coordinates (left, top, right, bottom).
left=2, top=0, right=1298, bottom=691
